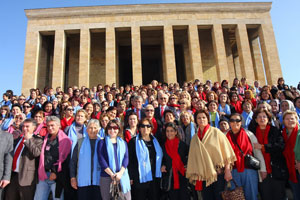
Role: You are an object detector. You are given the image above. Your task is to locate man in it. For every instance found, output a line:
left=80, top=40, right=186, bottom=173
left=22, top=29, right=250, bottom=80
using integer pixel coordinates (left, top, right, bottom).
left=0, top=130, right=13, bottom=200
left=125, top=96, right=146, bottom=122
left=5, top=118, right=43, bottom=200
left=154, top=93, right=177, bottom=124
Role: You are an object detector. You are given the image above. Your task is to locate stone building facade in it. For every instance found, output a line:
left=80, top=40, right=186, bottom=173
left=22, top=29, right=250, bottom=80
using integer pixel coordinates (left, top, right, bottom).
left=22, top=2, right=282, bottom=95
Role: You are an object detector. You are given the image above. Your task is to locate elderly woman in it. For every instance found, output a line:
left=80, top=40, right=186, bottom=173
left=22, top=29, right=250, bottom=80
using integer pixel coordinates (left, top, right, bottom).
left=282, top=110, right=300, bottom=199
left=144, top=104, right=158, bottom=135
left=186, top=110, right=236, bottom=200
left=65, top=109, right=88, bottom=154
left=179, top=111, right=196, bottom=146
left=34, top=116, right=72, bottom=200
left=226, top=113, right=266, bottom=200
left=128, top=118, right=163, bottom=200
left=97, top=120, right=131, bottom=200
left=279, top=100, right=296, bottom=126
left=249, top=108, right=287, bottom=200
left=161, top=122, right=189, bottom=200
left=70, top=119, right=101, bottom=199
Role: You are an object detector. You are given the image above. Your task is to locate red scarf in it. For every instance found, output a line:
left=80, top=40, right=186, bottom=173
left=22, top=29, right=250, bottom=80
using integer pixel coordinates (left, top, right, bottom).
left=282, top=125, right=298, bottom=183
left=231, top=101, right=242, bottom=114
left=60, top=117, right=74, bottom=132
left=226, top=128, right=253, bottom=172
left=256, top=125, right=271, bottom=174
left=197, top=124, right=210, bottom=141
left=165, top=137, right=186, bottom=189
left=151, top=117, right=158, bottom=135
left=91, top=112, right=101, bottom=120
left=199, top=92, right=206, bottom=101
left=167, top=103, right=180, bottom=108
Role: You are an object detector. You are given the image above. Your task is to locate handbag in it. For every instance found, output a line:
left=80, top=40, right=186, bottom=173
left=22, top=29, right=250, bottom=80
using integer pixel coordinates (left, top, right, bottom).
left=232, top=132, right=260, bottom=170
left=160, top=168, right=173, bottom=192
left=110, top=177, right=125, bottom=200
left=221, top=179, right=245, bottom=200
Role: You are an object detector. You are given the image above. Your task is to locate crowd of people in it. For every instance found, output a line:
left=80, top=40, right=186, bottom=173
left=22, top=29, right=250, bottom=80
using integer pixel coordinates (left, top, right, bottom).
left=0, top=77, right=300, bottom=200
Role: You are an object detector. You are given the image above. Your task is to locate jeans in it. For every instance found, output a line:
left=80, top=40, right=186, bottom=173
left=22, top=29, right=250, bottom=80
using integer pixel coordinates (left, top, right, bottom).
left=231, top=169, right=258, bottom=200
left=34, top=172, right=64, bottom=200
left=289, top=172, right=300, bottom=200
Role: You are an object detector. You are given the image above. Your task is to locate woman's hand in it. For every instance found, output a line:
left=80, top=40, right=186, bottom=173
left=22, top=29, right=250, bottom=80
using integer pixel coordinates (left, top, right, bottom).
left=260, top=171, right=268, bottom=181
left=253, top=143, right=262, bottom=150
left=115, top=171, right=123, bottom=181
left=224, top=168, right=232, bottom=182
left=70, top=177, right=78, bottom=190
left=161, top=165, right=167, bottom=173
left=49, top=172, right=57, bottom=181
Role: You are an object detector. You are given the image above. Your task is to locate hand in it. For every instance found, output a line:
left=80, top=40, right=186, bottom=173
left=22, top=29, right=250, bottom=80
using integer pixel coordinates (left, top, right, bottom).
left=115, top=171, right=123, bottom=182
left=161, top=165, right=167, bottom=173
left=224, top=169, right=232, bottom=182
left=219, top=112, right=226, bottom=116
left=70, top=178, right=78, bottom=190
left=110, top=173, right=115, bottom=181
left=130, top=180, right=133, bottom=185
left=253, top=143, right=262, bottom=150
left=0, top=180, right=10, bottom=188
left=260, top=171, right=268, bottom=181
left=49, top=172, right=57, bottom=181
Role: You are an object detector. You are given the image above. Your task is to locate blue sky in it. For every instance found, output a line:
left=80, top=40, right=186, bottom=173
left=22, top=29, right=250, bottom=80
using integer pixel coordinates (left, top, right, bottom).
left=0, top=0, right=299, bottom=97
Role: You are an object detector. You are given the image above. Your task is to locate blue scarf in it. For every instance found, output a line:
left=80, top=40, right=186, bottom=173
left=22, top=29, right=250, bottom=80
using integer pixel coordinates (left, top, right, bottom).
left=68, top=123, right=87, bottom=156
left=209, top=112, right=220, bottom=128
left=78, top=137, right=101, bottom=187
left=105, top=136, right=131, bottom=194
left=218, top=104, right=231, bottom=116
left=242, top=111, right=253, bottom=129
left=1, top=116, right=13, bottom=131
left=135, top=135, right=163, bottom=183
left=296, top=107, right=300, bottom=118
left=98, top=128, right=105, bottom=139
left=190, top=122, right=196, bottom=138
left=109, top=101, right=114, bottom=107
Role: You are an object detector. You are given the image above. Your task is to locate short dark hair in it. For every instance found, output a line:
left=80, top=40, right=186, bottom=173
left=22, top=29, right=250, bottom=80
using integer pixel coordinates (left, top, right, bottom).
left=22, top=118, right=37, bottom=127
left=252, top=108, right=272, bottom=126
left=194, top=109, right=210, bottom=125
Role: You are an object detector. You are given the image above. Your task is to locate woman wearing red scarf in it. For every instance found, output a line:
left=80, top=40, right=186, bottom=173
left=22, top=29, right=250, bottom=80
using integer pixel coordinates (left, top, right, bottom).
left=161, top=122, right=189, bottom=200
left=227, top=113, right=266, bottom=200
left=229, top=92, right=242, bottom=114
left=282, top=110, right=300, bottom=200
left=60, top=105, right=74, bottom=131
left=249, top=109, right=287, bottom=200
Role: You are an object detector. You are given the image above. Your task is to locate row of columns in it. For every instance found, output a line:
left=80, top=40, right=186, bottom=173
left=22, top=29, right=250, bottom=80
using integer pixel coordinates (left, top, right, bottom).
left=22, top=23, right=281, bottom=94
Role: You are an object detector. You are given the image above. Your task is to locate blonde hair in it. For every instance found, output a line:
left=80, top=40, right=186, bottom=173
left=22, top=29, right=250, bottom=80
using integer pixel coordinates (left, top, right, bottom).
left=282, top=110, right=299, bottom=123
left=179, top=111, right=194, bottom=124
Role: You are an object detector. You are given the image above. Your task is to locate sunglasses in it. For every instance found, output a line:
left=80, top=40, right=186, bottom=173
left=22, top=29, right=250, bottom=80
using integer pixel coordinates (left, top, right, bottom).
left=145, top=109, right=154, bottom=112
left=229, top=119, right=242, bottom=123
left=66, top=108, right=74, bottom=111
left=23, top=106, right=31, bottom=108
left=108, top=126, right=119, bottom=130
left=140, top=124, right=152, bottom=128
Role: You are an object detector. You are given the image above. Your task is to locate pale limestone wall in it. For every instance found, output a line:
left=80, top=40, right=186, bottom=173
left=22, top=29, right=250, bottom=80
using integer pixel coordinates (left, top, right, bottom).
left=67, top=35, right=79, bottom=87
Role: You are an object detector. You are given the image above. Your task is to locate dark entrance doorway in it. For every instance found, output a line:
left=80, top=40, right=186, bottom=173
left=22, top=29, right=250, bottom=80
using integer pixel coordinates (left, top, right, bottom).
left=118, top=45, right=133, bottom=86
left=174, top=44, right=186, bottom=85
left=141, top=45, right=163, bottom=85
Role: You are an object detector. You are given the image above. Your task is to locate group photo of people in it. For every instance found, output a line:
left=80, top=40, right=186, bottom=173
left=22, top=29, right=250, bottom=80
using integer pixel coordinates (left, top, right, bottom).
left=0, top=77, right=300, bottom=200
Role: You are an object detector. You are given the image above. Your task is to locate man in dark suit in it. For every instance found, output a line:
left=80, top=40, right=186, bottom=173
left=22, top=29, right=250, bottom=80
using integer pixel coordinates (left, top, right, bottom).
left=154, top=93, right=177, bottom=124
left=5, top=118, right=43, bottom=200
left=125, top=96, right=146, bottom=126
left=0, top=130, right=13, bottom=200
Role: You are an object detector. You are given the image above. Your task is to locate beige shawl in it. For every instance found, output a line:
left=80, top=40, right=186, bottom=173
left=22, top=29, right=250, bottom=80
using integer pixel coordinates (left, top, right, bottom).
left=186, top=126, right=236, bottom=186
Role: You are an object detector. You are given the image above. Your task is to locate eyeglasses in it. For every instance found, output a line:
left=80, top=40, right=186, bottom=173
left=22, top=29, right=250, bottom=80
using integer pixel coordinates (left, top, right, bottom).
left=108, top=126, right=119, bottom=130
left=19, top=98, right=26, bottom=101
left=145, top=109, right=154, bottom=112
left=15, top=117, right=23, bottom=120
left=23, top=106, right=31, bottom=108
left=140, top=124, right=152, bottom=128
left=160, top=97, right=167, bottom=100
left=229, top=119, right=242, bottom=123
left=66, top=108, right=74, bottom=111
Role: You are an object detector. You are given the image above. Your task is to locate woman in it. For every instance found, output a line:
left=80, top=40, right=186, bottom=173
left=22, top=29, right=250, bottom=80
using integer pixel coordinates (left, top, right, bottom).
left=106, top=106, right=118, bottom=121
left=145, top=104, right=158, bottom=135
left=128, top=118, right=163, bottom=200
left=282, top=110, right=300, bottom=199
left=229, top=92, right=242, bottom=114
left=83, top=102, right=94, bottom=121
left=0, top=105, right=10, bottom=119
left=23, top=101, right=32, bottom=118
left=161, top=122, right=189, bottom=200
left=279, top=100, right=296, bottom=126
left=124, top=112, right=138, bottom=143
left=8, top=113, right=25, bottom=139
left=60, top=105, right=74, bottom=131
left=179, top=111, right=196, bottom=146
left=179, top=99, right=192, bottom=115
left=65, top=109, right=88, bottom=154
left=91, top=102, right=101, bottom=120
left=259, top=90, right=272, bottom=104
left=99, top=113, right=109, bottom=139
left=33, top=110, right=47, bottom=137
left=244, top=90, right=257, bottom=108
left=241, top=100, right=254, bottom=130
left=1, top=104, right=22, bottom=131
left=218, top=93, right=233, bottom=119
left=186, top=110, right=236, bottom=200
left=226, top=113, right=266, bottom=200
left=70, top=119, right=101, bottom=199
left=97, top=120, right=131, bottom=200
left=249, top=109, right=287, bottom=200
left=207, top=100, right=220, bottom=128
left=219, top=118, right=230, bottom=134
left=34, top=116, right=72, bottom=200
left=42, top=101, right=54, bottom=116
left=206, top=91, right=218, bottom=102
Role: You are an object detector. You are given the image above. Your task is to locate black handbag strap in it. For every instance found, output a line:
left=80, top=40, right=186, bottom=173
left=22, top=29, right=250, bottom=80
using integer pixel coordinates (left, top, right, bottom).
left=230, top=131, right=245, bottom=156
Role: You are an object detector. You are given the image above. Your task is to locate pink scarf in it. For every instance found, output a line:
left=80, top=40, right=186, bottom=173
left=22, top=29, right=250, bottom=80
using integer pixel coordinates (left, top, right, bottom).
left=34, top=122, right=46, bottom=135
left=38, top=129, right=71, bottom=181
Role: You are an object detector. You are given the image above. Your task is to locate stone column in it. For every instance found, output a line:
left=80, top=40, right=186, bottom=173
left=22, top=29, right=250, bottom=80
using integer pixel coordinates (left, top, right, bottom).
left=79, top=28, right=91, bottom=87
left=163, top=25, right=177, bottom=83
left=211, top=24, right=230, bottom=82
left=250, top=36, right=266, bottom=85
left=105, top=27, right=116, bottom=85
left=223, top=30, right=236, bottom=78
left=22, top=30, right=40, bottom=95
left=235, top=24, right=255, bottom=83
left=131, top=26, right=143, bottom=85
left=188, top=25, right=204, bottom=81
left=52, top=29, right=66, bottom=90
left=258, top=21, right=282, bottom=85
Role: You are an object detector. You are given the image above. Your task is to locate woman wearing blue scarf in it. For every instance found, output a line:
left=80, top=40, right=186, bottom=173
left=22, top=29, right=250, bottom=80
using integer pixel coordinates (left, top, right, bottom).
left=218, top=93, right=232, bottom=119
left=70, top=119, right=101, bottom=199
left=241, top=100, right=254, bottom=130
left=128, top=118, right=163, bottom=200
left=179, top=111, right=196, bottom=147
left=97, top=119, right=131, bottom=200
left=1, top=104, right=22, bottom=131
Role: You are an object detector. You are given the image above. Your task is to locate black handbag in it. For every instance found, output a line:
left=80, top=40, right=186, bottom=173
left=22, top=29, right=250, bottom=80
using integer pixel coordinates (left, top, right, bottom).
left=160, top=168, right=173, bottom=192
